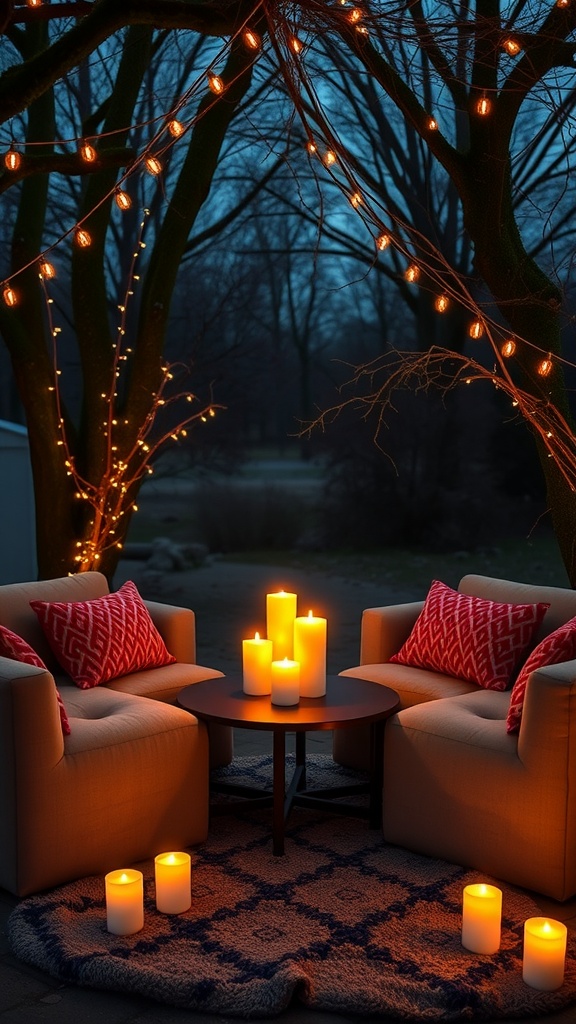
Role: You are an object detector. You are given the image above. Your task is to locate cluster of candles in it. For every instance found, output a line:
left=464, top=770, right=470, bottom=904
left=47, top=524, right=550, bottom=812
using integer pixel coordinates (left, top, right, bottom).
left=462, top=883, right=568, bottom=990
left=105, top=851, right=191, bottom=935
left=242, top=590, right=327, bottom=704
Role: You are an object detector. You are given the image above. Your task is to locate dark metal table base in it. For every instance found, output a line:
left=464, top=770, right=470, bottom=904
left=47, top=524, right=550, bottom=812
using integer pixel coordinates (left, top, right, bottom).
left=210, top=722, right=384, bottom=855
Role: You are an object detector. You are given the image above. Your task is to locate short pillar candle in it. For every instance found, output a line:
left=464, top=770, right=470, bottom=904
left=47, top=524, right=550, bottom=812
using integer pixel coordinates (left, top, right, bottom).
left=461, top=883, right=502, bottom=954
left=105, top=869, right=144, bottom=935
left=294, top=610, right=327, bottom=697
left=154, top=851, right=191, bottom=914
left=242, top=632, right=273, bottom=695
left=523, top=917, right=567, bottom=990
left=266, top=591, right=297, bottom=660
left=271, top=657, right=300, bottom=706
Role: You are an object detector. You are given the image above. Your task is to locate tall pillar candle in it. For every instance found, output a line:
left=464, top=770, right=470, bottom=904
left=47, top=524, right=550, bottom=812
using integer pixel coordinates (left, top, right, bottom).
left=294, top=610, right=327, bottom=697
left=105, top=869, right=144, bottom=935
left=266, top=591, right=297, bottom=660
left=242, top=632, right=273, bottom=694
left=523, top=918, right=567, bottom=990
left=155, top=851, right=191, bottom=914
left=271, top=657, right=300, bottom=706
left=461, top=883, right=502, bottom=954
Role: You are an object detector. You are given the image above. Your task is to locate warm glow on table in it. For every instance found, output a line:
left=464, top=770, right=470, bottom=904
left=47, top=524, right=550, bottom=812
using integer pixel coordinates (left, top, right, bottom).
left=154, top=851, right=191, bottom=914
left=266, top=591, right=297, bottom=660
left=523, top=917, right=567, bottom=990
left=271, top=657, right=300, bottom=706
left=294, top=610, right=327, bottom=697
left=105, top=869, right=144, bottom=935
left=461, top=883, right=502, bottom=953
left=242, top=632, right=273, bottom=695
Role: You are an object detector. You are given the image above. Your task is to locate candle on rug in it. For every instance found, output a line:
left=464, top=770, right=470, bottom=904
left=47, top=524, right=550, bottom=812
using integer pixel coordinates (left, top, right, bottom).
left=293, top=610, right=327, bottom=697
left=271, top=657, right=300, bottom=706
left=461, top=883, right=502, bottom=953
left=154, top=851, right=191, bottom=914
left=266, top=590, right=297, bottom=660
left=242, top=632, right=273, bottom=694
left=523, top=917, right=567, bottom=990
left=105, top=869, right=144, bottom=935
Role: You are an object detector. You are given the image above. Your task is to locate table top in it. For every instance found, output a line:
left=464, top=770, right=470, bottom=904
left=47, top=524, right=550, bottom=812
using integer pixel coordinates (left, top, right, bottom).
left=177, top=674, right=399, bottom=732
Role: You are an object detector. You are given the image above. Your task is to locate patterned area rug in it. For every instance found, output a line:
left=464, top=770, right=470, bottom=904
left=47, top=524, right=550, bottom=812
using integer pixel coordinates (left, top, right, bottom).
left=8, top=755, right=576, bottom=1019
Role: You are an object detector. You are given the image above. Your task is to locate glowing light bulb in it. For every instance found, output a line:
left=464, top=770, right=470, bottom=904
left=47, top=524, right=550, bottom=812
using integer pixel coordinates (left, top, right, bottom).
left=39, top=260, right=56, bottom=279
left=80, top=140, right=97, bottom=162
left=3, top=286, right=17, bottom=307
left=324, top=150, right=337, bottom=166
left=350, top=192, right=363, bottom=207
left=503, top=38, right=521, bottom=55
left=469, top=319, right=484, bottom=339
left=306, top=140, right=317, bottom=154
left=476, top=96, right=492, bottom=116
left=289, top=36, right=302, bottom=54
left=115, top=189, right=132, bottom=210
left=4, top=149, right=21, bottom=171
left=348, top=7, right=362, bottom=22
left=556, top=0, right=569, bottom=7
left=145, top=155, right=162, bottom=175
left=501, top=338, right=516, bottom=358
left=167, top=119, right=184, bottom=137
left=75, top=228, right=92, bottom=248
left=356, top=25, right=369, bottom=35
left=377, top=233, right=390, bottom=250
left=537, top=356, right=553, bottom=377
left=405, top=264, right=420, bottom=283
left=208, top=73, right=225, bottom=95
left=427, top=117, right=438, bottom=131
left=243, top=28, right=261, bottom=50
left=435, top=294, right=449, bottom=313
left=27, top=0, right=42, bottom=7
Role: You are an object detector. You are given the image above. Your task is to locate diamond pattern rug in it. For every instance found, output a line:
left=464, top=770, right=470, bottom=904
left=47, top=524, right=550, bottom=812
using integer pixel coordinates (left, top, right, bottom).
left=7, top=755, right=576, bottom=1019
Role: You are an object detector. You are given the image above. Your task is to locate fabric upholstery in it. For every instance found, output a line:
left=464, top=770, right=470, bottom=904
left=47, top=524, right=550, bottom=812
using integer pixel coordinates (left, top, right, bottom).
left=0, top=625, right=70, bottom=735
left=507, top=615, right=576, bottom=733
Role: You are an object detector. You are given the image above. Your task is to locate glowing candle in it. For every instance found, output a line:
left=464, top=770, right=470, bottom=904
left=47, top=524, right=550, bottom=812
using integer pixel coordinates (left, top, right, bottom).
left=271, top=658, right=300, bottom=706
left=293, top=610, right=327, bottom=697
left=105, top=869, right=144, bottom=935
left=461, top=883, right=502, bottom=953
left=266, top=591, right=297, bottom=660
left=523, top=918, right=567, bottom=990
left=242, top=632, right=273, bottom=695
left=154, top=851, right=191, bottom=914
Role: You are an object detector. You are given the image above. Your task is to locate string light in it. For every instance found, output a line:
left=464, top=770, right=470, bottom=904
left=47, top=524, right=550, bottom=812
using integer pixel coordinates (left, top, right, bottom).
left=434, top=294, right=449, bottom=313
left=4, top=149, right=21, bottom=171
left=75, top=228, right=92, bottom=248
left=145, top=155, right=162, bottom=175
left=476, top=96, right=492, bottom=116
left=501, top=338, right=516, bottom=357
left=243, top=28, right=261, bottom=50
left=2, top=285, right=18, bottom=307
left=167, top=119, right=184, bottom=137
left=306, top=140, right=317, bottom=154
left=79, top=140, right=97, bottom=163
left=207, top=73, right=225, bottom=95
left=27, top=0, right=43, bottom=6
left=376, top=233, right=390, bottom=250
left=356, top=25, right=369, bottom=35
left=427, top=117, right=438, bottom=131
left=350, top=191, right=363, bottom=207
left=348, top=7, right=363, bottom=22
left=289, top=36, right=302, bottom=54
left=469, top=319, right=484, bottom=339
left=39, top=260, right=56, bottom=279
left=115, top=189, right=132, bottom=211
left=404, top=264, right=420, bottom=283
left=537, top=356, right=553, bottom=377
left=324, top=149, right=337, bottom=165
left=556, top=0, right=569, bottom=7
left=503, top=38, right=521, bottom=55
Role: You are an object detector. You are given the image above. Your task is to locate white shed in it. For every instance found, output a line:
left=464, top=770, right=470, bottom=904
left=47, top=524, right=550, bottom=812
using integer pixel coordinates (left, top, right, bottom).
left=0, top=420, right=37, bottom=583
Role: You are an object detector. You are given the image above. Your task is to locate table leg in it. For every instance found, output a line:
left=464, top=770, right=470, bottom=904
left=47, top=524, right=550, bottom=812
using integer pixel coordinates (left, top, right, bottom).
left=369, top=720, right=384, bottom=829
left=295, top=731, right=307, bottom=790
left=273, top=730, right=286, bottom=855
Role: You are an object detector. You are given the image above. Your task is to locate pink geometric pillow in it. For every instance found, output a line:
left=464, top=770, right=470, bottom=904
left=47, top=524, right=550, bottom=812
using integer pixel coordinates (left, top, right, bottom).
left=0, top=624, right=71, bottom=735
left=30, top=580, right=176, bottom=689
left=390, top=579, right=549, bottom=691
left=507, top=615, right=576, bottom=733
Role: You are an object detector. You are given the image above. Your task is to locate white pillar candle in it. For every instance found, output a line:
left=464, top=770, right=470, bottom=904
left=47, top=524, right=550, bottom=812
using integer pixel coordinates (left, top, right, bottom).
left=461, top=883, right=502, bottom=954
left=294, top=610, right=327, bottom=697
left=523, top=917, right=567, bottom=990
left=271, top=657, right=300, bottom=706
left=154, top=851, right=191, bottom=914
left=105, top=868, right=144, bottom=935
left=266, top=591, right=297, bottom=660
left=242, top=632, right=273, bottom=695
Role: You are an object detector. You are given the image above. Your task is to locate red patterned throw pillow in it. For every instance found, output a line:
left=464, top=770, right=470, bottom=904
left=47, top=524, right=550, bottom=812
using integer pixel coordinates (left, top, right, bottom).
left=0, top=624, right=71, bottom=735
left=30, top=580, right=176, bottom=689
left=390, top=579, right=549, bottom=691
left=507, top=615, right=576, bottom=733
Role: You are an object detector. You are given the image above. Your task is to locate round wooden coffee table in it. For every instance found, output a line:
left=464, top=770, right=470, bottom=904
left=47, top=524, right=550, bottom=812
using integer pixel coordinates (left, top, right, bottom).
left=178, top=675, right=399, bottom=855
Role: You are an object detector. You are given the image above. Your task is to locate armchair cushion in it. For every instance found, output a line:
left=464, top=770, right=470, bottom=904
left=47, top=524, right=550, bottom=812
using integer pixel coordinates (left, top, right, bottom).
left=31, top=580, right=175, bottom=689
left=0, top=625, right=70, bottom=735
left=507, top=614, right=576, bottom=733
left=390, top=579, right=548, bottom=691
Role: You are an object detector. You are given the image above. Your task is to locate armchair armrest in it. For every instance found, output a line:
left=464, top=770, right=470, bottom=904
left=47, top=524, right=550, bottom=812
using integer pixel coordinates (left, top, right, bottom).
left=517, top=658, right=576, bottom=769
left=360, top=601, right=424, bottom=664
left=144, top=600, right=196, bottom=663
